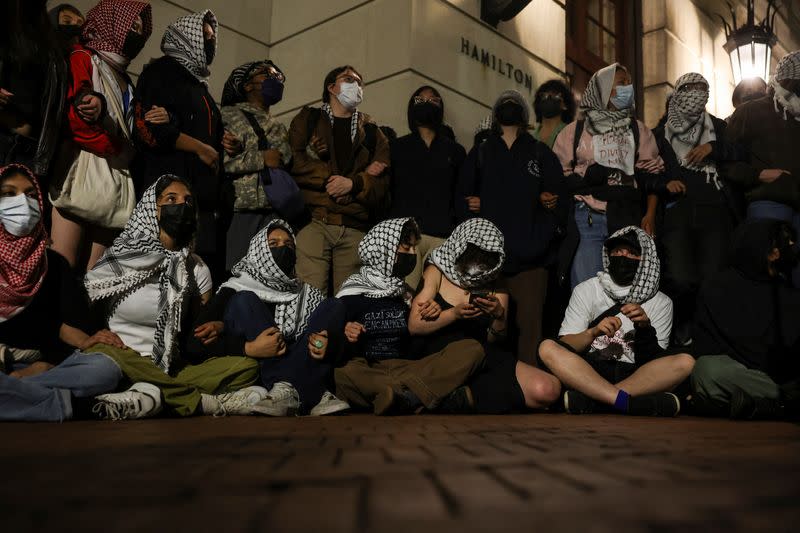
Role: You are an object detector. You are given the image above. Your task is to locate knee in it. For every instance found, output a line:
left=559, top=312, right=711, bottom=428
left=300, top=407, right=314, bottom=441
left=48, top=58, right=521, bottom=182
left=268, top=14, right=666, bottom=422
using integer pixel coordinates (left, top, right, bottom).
left=457, top=339, right=486, bottom=367
left=529, top=373, right=561, bottom=406
left=84, top=353, right=123, bottom=389
left=691, top=356, right=724, bottom=387
left=538, top=339, right=560, bottom=366
left=672, top=353, right=696, bottom=377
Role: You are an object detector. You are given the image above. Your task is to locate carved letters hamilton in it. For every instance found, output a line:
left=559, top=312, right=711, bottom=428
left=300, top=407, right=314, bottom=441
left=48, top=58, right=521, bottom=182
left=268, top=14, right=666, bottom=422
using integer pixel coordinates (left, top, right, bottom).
left=459, top=36, right=533, bottom=92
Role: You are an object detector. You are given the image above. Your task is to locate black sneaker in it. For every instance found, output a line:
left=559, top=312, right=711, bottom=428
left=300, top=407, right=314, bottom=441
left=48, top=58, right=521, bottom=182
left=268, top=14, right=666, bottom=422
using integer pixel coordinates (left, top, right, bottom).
left=627, top=392, right=681, bottom=417
left=374, top=386, right=423, bottom=416
left=563, top=390, right=598, bottom=414
left=436, top=386, right=475, bottom=414
left=730, top=389, right=784, bottom=420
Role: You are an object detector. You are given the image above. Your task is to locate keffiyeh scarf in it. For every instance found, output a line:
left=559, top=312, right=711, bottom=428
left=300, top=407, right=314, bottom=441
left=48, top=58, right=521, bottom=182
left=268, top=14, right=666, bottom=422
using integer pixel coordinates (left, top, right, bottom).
left=321, top=102, right=359, bottom=142
left=337, top=218, right=416, bottom=299
left=221, top=60, right=284, bottom=107
left=161, top=10, right=217, bottom=83
left=82, top=0, right=152, bottom=71
left=220, top=220, right=324, bottom=340
left=771, top=50, right=800, bottom=122
left=0, top=165, right=48, bottom=322
left=580, top=63, right=636, bottom=175
left=428, top=218, right=505, bottom=289
left=85, top=176, right=192, bottom=372
left=597, top=226, right=660, bottom=305
left=665, top=73, right=719, bottom=188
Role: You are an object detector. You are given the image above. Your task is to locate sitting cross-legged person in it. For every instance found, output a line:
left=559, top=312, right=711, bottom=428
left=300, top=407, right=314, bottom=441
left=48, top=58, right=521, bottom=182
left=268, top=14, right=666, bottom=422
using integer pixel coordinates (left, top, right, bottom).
left=334, top=218, right=486, bottom=415
left=690, top=220, right=800, bottom=420
left=409, top=218, right=561, bottom=413
left=538, top=226, right=695, bottom=416
left=83, top=175, right=267, bottom=419
left=215, top=219, right=349, bottom=416
left=0, top=164, right=126, bottom=422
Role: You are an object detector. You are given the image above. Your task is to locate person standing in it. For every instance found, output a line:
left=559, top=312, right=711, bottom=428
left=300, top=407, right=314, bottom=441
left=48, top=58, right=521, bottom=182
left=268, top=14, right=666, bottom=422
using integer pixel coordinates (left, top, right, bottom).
left=532, top=79, right=575, bottom=149
left=457, top=90, right=567, bottom=363
left=723, top=50, right=800, bottom=287
left=288, top=65, right=390, bottom=295
left=388, top=85, right=466, bottom=290
left=133, top=9, right=228, bottom=281
left=220, top=59, right=292, bottom=271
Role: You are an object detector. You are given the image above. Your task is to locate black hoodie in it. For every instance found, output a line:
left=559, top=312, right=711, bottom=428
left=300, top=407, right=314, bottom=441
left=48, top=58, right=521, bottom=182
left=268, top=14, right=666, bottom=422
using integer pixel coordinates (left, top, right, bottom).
left=693, top=220, right=800, bottom=382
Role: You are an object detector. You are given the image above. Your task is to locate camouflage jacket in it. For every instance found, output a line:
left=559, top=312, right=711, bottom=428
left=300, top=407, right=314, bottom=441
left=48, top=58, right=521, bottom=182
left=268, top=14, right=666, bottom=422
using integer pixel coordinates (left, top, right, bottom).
left=221, top=102, right=292, bottom=212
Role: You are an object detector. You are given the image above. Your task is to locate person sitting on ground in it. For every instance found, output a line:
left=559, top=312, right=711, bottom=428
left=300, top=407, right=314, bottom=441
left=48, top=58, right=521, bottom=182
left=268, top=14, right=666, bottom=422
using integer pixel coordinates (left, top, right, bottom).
left=0, top=164, right=124, bottom=422
left=409, top=218, right=561, bottom=413
left=214, top=219, right=350, bottom=416
left=334, top=218, right=485, bottom=415
left=83, top=175, right=268, bottom=419
left=538, top=226, right=694, bottom=416
left=690, top=219, right=800, bottom=420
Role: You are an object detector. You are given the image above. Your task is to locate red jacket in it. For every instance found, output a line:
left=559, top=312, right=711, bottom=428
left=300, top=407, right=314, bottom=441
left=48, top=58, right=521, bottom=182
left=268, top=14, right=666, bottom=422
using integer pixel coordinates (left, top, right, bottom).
left=65, top=44, right=123, bottom=157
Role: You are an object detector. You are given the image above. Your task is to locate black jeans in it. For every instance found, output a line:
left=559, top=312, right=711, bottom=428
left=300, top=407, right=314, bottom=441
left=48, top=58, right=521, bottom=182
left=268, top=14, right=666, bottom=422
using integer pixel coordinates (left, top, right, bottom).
left=660, top=199, right=732, bottom=335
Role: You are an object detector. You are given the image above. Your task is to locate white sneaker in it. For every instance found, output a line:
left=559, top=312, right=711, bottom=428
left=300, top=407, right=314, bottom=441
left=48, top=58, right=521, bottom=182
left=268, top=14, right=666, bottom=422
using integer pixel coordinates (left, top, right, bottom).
left=213, top=385, right=270, bottom=416
left=251, top=381, right=300, bottom=416
left=93, top=382, right=162, bottom=420
left=309, top=391, right=350, bottom=416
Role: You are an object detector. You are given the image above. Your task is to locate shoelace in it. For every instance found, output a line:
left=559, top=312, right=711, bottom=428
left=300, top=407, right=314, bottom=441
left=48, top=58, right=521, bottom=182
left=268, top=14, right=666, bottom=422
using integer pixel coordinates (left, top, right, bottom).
left=215, top=392, right=254, bottom=415
left=93, top=397, right=140, bottom=421
left=270, top=382, right=298, bottom=402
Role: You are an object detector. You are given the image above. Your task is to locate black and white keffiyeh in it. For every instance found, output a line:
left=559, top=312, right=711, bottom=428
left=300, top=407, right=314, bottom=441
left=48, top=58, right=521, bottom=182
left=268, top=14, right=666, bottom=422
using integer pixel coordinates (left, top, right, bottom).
left=220, top=219, right=324, bottom=340
left=321, top=102, right=359, bottom=142
left=161, top=10, right=217, bottom=83
left=598, top=226, right=660, bottom=305
left=337, top=218, right=416, bottom=299
left=580, top=63, right=636, bottom=175
left=428, top=218, right=505, bottom=289
left=580, top=62, right=632, bottom=136
left=85, top=176, right=192, bottom=372
left=666, top=73, right=719, bottom=188
left=771, top=50, right=800, bottom=122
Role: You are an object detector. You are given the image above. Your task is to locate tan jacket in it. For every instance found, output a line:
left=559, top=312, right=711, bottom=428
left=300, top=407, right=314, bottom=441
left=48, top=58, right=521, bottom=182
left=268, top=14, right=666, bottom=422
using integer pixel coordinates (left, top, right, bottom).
left=288, top=106, right=390, bottom=230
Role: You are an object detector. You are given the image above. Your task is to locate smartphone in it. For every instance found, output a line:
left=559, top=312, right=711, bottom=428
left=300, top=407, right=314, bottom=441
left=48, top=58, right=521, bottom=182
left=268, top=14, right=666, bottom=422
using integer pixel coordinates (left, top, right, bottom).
left=468, top=290, right=492, bottom=305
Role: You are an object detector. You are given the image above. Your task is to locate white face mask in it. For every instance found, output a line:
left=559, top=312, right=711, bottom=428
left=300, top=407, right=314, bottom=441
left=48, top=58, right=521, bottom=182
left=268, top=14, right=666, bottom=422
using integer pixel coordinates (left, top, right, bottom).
left=336, top=81, right=363, bottom=110
left=0, top=194, right=41, bottom=237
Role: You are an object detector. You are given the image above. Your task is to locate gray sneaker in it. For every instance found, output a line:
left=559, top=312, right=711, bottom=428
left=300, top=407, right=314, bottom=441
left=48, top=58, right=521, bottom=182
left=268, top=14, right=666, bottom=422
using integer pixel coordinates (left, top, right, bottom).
left=251, top=381, right=300, bottom=416
left=213, top=385, right=270, bottom=416
left=93, top=382, right=162, bottom=420
left=309, top=391, right=350, bottom=416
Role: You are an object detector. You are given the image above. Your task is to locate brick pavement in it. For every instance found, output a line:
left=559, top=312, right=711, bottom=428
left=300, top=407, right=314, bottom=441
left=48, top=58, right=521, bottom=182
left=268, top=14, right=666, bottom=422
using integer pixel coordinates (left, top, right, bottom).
left=2, top=414, right=798, bottom=532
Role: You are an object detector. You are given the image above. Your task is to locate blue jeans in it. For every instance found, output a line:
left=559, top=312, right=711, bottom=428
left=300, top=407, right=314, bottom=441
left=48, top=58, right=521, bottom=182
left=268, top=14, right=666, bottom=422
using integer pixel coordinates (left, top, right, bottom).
left=223, top=291, right=346, bottom=413
left=747, top=200, right=800, bottom=287
left=0, top=352, right=121, bottom=422
left=571, top=202, right=609, bottom=289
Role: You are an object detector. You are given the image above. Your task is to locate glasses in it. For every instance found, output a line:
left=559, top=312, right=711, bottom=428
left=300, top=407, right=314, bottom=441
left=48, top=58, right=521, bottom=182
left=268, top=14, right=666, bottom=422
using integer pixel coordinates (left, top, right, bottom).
left=251, top=67, right=285, bottom=84
left=336, top=74, right=363, bottom=86
left=413, top=96, right=442, bottom=106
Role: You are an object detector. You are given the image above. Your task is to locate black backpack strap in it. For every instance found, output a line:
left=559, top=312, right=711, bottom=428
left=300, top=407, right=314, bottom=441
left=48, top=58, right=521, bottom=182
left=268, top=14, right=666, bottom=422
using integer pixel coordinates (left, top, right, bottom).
left=570, top=119, right=585, bottom=171
left=630, top=118, right=640, bottom=163
left=362, top=121, right=378, bottom=161
left=241, top=110, right=270, bottom=150
left=587, top=302, right=624, bottom=330
left=305, top=107, right=322, bottom=146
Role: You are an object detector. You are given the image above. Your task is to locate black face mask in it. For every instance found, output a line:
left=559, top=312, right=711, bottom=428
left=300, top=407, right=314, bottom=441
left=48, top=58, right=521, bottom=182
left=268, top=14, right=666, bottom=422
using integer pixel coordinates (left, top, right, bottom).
left=57, top=24, right=83, bottom=40
left=270, top=246, right=296, bottom=278
left=205, top=39, right=216, bottom=65
left=158, top=203, right=196, bottom=245
left=412, top=102, right=443, bottom=128
left=260, top=78, right=284, bottom=107
left=121, top=30, right=146, bottom=60
left=496, top=100, right=525, bottom=126
left=539, top=97, right=562, bottom=119
left=608, top=256, right=639, bottom=286
left=392, top=252, right=417, bottom=279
